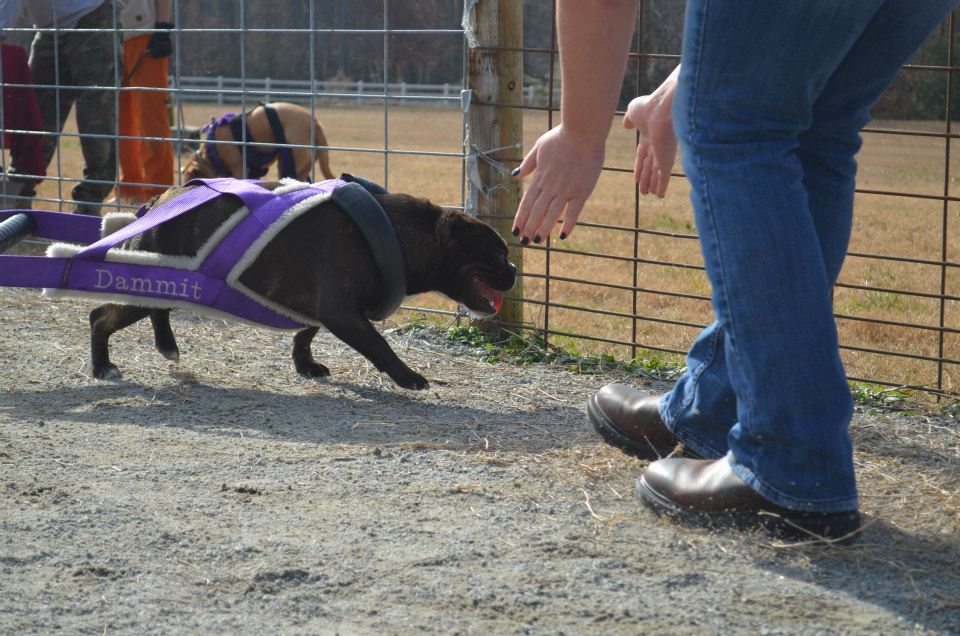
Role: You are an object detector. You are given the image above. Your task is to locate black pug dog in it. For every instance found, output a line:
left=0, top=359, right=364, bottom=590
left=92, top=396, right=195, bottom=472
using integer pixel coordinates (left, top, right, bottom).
left=89, top=181, right=517, bottom=389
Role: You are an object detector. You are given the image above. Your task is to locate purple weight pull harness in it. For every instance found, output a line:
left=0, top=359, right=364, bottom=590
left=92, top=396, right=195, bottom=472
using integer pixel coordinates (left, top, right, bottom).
left=0, top=175, right=406, bottom=329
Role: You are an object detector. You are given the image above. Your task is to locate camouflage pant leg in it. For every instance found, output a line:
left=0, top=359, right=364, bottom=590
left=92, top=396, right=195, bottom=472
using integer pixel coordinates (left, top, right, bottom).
left=24, top=2, right=119, bottom=203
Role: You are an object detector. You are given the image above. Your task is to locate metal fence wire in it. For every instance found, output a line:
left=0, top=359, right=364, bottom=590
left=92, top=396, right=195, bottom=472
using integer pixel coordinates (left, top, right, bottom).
left=0, top=1, right=956, bottom=399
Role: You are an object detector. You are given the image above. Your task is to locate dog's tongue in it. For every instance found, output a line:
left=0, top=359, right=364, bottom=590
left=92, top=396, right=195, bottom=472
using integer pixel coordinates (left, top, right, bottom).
left=475, top=280, right=503, bottom=313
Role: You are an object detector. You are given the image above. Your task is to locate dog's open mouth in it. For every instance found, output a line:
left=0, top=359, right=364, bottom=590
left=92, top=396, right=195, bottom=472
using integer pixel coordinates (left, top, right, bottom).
left=466, top=276, right=503, bottom=316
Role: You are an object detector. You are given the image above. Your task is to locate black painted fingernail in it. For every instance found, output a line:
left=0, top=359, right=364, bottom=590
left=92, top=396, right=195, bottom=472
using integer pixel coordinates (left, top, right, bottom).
left=510, top=168, right=520, bottom=177
left=511, top=227, right=519, bottom=236
left=559, top=232, right=567, bottom=240
left=520, top=237, right=529, bottom=246
left=533, top=235, right=541, bottom=244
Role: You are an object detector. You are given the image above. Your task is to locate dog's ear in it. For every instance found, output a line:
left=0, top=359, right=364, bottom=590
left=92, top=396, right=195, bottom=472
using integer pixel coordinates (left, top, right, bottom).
left=439, top=210, right=476, bottom=240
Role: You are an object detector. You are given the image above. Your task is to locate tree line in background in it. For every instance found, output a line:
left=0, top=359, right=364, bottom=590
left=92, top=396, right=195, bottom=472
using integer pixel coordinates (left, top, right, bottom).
left=5, top=1, right=950, bottom=119
left=176, top=1, right=953, bottom=119
left=176, top=0, right=685, bottom=108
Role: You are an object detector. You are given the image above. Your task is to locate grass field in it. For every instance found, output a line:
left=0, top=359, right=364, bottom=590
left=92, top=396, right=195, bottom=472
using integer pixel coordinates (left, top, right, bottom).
left=30, top=103, right=959, bottom=396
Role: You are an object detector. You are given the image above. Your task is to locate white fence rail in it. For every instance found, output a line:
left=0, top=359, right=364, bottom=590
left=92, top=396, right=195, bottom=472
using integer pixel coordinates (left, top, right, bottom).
left=170, top=75, right=560, bottom=107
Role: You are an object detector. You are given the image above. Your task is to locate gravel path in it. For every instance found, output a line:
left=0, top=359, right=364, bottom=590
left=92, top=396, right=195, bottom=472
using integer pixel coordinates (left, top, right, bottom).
left=1, top=287, right=958, bottom=634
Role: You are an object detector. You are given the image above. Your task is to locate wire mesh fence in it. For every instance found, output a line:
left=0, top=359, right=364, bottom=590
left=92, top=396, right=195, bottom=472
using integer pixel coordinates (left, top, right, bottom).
left=0, top=1, right=956, bottom=398
left=471, top=2, right=960, bottom=401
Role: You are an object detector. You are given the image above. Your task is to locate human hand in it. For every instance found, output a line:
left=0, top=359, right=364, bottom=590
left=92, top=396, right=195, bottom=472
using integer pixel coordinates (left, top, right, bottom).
left=147, top=22, right=173, bottom=58
left=622, top=67, right=679, bottom=198
left=511, top=125, right=604, bottom=243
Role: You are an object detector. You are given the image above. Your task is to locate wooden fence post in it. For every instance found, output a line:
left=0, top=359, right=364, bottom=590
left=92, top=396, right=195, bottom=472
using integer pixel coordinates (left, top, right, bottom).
left=466, top=0, right=524, bottom=336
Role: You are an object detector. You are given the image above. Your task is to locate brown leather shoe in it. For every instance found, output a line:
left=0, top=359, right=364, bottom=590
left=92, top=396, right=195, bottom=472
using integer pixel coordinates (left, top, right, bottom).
left=587, top=384, right=699, bottom=459
left=638, top=457, right=861, bottom=544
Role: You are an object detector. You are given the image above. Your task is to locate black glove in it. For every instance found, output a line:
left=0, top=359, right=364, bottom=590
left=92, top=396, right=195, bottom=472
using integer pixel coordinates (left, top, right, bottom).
left=147, top=22, right=173, bottom=58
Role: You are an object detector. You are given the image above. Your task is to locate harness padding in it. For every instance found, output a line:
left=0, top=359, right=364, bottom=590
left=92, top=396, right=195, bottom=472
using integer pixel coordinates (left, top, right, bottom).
left=44, top=179, right=332, bottom=330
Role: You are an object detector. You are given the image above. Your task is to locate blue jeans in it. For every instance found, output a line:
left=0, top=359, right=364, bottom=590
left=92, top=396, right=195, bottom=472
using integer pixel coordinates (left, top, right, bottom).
left=660, top=0, right=956, bottom=512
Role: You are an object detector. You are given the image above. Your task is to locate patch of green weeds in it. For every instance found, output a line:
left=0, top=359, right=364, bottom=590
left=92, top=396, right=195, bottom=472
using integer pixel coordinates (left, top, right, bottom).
left=443, top=324, right=686, bottom=380
left=838, top=290, right=908, bottom=314
left=849, top=382, right=919, bottom=415
left=625, top=349, right=687, bottom=380
left=446, top=325, right=554, bottom=365
left=655, top=213, right=694, bottom=232
left=405, top=319, right=955, bottom=413
left=406, top=314, right=429, bottom=331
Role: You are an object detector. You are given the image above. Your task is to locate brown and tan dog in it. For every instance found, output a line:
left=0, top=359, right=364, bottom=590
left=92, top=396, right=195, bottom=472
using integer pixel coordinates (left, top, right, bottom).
left=182, top=102, right=335, bottom=182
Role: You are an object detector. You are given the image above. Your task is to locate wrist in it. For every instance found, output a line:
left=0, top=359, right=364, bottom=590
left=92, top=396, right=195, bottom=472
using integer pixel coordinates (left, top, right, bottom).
left=556, top=124, right=607, bottom=159
left=654, top=66, right=680, bottom=103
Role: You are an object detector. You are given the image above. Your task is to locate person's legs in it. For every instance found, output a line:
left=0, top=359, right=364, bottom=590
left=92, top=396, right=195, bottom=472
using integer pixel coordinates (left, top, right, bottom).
left=117, top=36, right=147, bottom=202
left=659, top=321, right=735, bottom=458
left=117, top=34, right=173, bottom=203
left=17, top=30, right=77, bottom=201
left=66, top=2, right=119, bottom=209
left=665, top=0, right=955, bottom=513
left=136, top=54, right=173, bottom=199
left=798, top=1, right=956, bottom=277
left=663, top=1, right=956, bottom=468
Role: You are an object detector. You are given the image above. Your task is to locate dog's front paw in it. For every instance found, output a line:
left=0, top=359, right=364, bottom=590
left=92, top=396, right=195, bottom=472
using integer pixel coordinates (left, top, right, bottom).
left=153, top=334, right=179, bottom=361
left=393, top=370, right=429, bottom=390
left=296, top=361, right=330, bottom=378
left=158, top=345, right=180, bottom=362
left=92, top=363, right=122, bottom=380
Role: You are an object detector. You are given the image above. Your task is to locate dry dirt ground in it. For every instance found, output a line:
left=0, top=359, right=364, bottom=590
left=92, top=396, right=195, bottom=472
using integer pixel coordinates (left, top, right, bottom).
left=1, top=286, right=959, bottom=634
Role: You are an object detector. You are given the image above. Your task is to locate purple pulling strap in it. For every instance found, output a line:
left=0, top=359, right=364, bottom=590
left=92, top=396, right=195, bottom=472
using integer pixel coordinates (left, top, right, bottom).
left=0, top=209, right=102, bottom=291
left=0, top=209, right=102, bottom=244
left=75, top=185, right=228, bottom=261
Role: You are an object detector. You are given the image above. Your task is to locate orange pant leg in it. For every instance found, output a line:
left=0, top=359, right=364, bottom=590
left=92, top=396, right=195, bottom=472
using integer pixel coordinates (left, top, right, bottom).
left=118, top=35, right=173, bottom=202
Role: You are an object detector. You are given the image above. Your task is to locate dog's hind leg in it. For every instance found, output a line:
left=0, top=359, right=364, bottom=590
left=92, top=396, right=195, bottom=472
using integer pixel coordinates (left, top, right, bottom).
left=90, top=304, right=151, bottom=379
left=292, top=326, right=330, bottom=378
left=150, top=310, right=180, bottom=362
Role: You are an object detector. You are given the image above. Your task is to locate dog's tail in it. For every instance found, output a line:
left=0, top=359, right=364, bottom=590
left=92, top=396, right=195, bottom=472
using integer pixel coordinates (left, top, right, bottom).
left=313, top=120, right=335, bottom=180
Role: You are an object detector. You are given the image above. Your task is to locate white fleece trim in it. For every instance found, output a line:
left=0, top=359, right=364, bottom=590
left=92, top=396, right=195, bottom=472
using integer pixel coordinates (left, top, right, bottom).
left=101, top=212, right=138, bottom=238
left=277, top=178, right=307, bottom=191
left=41, top=178, right=324, bottom=331
left=44, top=205, right=247, bottom=271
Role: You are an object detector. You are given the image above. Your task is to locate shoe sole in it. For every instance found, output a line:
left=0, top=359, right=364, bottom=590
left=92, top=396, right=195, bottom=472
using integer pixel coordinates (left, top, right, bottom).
left=587, top=394, right=699, bottom=460
left=637, top=475, right=862, bottom=545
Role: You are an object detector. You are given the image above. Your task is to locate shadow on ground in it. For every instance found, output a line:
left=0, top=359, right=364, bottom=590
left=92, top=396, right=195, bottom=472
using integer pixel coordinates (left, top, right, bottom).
left=760, top=518, right=960, bottom=632
left=0, top=374, right=591, bottom=453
